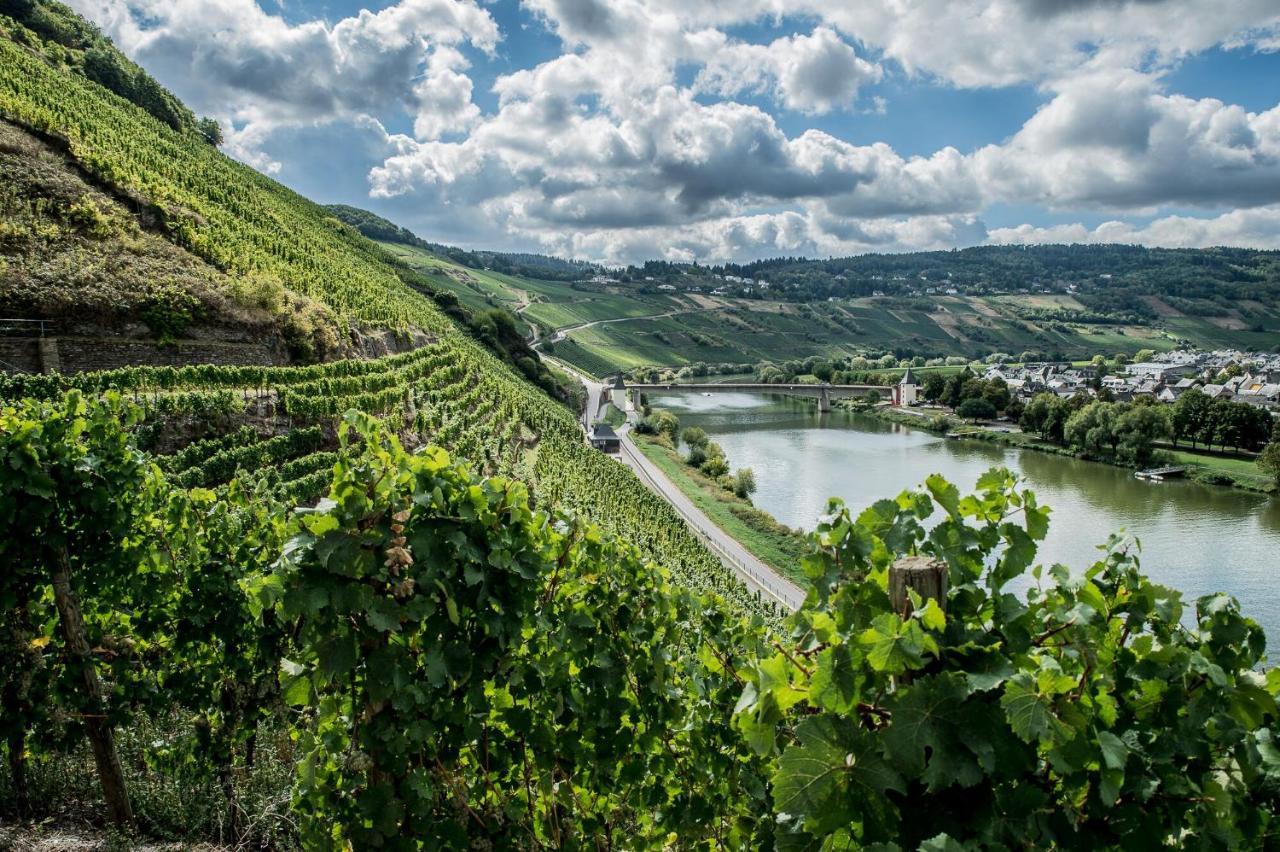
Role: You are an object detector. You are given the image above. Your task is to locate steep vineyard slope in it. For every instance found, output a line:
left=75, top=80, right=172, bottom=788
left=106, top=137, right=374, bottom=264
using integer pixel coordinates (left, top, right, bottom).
left=0, top=3, right=768, bottom=617
left=0, top=10, right=452, bottom=354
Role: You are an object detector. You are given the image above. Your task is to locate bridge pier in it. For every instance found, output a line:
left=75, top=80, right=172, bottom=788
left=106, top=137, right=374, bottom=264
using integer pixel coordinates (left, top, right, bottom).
left=818, top=385, right=831, bottom=413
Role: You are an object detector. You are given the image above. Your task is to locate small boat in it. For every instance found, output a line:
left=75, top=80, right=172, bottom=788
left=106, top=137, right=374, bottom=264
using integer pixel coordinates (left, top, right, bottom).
left=702, top=392, right=712, bottom=397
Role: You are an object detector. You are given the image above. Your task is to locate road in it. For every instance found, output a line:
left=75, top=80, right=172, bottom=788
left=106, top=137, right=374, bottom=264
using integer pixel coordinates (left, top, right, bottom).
left=615, top=423, right=805, bottom=611
left=547, top=306, right=703, bottom=343
left=535, top=346, right=805, bottom=611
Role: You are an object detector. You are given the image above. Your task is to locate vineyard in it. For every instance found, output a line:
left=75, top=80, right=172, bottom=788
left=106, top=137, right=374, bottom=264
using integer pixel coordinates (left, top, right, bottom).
left=0, top=15, right=450, bottom=343
left=4, top=3, right=1280, bottom=848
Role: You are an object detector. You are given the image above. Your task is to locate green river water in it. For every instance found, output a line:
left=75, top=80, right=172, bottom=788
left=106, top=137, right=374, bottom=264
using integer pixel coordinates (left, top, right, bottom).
left=654, top=391, right=1280, bottom=638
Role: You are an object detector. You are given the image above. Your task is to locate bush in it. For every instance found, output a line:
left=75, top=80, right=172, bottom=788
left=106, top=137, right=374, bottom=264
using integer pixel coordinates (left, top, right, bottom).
left=736, top=469, right=1280, bottom=849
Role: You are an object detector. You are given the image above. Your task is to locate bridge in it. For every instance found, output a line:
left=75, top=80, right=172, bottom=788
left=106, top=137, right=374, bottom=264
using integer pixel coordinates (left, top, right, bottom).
left=624, top=381, right=906, bottom=412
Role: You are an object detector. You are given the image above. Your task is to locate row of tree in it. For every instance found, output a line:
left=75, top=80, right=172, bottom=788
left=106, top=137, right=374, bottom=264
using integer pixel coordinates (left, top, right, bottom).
left=1169, top=389, right=1276, bottom=453
left=682, top=426, right=756, bottom=498
left=1020, top=394, right=1171, bottom=466
left=922, top=371, right=1016, bottom=421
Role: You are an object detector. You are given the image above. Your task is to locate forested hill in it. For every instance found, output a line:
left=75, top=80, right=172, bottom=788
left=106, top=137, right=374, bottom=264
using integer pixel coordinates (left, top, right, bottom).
left=628, top=244, right=1280, bottom=317
left=326, top=203, right=599, bottom=282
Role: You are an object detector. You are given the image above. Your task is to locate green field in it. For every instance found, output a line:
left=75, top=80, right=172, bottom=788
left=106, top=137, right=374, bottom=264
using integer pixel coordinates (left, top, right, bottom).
left=1167, top=448, right=1276, bottom=492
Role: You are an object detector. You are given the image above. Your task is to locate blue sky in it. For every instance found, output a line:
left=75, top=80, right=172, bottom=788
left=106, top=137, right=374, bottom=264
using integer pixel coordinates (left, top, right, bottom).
left=72, top=0, right=1280, bottom=263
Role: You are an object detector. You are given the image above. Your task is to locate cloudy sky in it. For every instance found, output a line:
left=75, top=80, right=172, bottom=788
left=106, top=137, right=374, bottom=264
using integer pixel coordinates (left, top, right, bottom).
left=71, top=0, right=1280, bottom=264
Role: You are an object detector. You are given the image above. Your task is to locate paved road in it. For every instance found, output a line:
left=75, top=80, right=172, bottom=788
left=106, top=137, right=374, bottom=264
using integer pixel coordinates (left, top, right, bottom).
left=616, top=423, right=805, bottom=611
left=534, top=348, right=804, bottom=611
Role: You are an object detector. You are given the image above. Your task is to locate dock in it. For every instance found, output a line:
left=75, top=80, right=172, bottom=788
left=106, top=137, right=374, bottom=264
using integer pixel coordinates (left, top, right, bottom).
left=1135, top=466, right=1187, bottom=481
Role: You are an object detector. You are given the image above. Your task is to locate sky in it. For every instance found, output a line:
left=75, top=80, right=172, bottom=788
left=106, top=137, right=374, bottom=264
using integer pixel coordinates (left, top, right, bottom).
left=69, top=0, right=1280, bottom=265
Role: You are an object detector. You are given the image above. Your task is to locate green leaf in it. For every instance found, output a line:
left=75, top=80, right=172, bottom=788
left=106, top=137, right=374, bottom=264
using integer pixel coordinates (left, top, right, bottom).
left=280, top=659, right=312, bottom=707
left=809, top=645, right=861, bottom=714
left=919, top=834, right=971, bottom=852
left=884, top=673, right=983, bottom=791
left=1097, top=730, right=1127, bottom=770
left=925, top=474, right=960, bottom=518
left=1001, top=672, right=1071, bottom=746
left=858, top=613, right=934, bottom=675
left=366, top=597, right=401, bottom=633
left=771, top=716, right=903, bottom=837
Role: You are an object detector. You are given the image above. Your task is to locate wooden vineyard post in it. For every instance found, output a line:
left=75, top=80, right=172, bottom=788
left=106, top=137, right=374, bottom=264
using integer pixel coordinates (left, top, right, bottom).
left=49, top=543, right=135, bottom=832
left=888, top=555, right=948, bottom=618
left=889, top=556, right=947, bottom=687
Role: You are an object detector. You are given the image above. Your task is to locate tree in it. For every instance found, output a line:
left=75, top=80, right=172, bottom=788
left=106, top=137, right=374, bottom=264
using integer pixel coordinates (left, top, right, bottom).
left=1115, top=404, right=1170, bottom=466
left=1135, top=348, right=1155, bottom=363
left=982, top=378, right=1011, bottom=413
left=956, top=397, right=996, bottom=421
left=1065, top=400, right=1121, bottom=458
left=700, top=443, right=729, bottom=477
left=1171, top=389, right=1212, bottom=449
left=1019, top=393, right=1053, bottom=437
left=682, top=426, right=708, bottom=449
left=197, top=116, right=223, bottom=146
left=82, top=44, right=133, bottom=101
left=921, top=372, right=947, bottom=403
left=1259, top=440, right=1280, bottom=486
left=733, top=468, right=756, bottom=499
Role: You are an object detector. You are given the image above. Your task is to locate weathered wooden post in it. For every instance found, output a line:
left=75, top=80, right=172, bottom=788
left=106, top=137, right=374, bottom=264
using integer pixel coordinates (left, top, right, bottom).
left=889, top=555, right=947, bottom=686
left=888, top=555, right=948, bottom=618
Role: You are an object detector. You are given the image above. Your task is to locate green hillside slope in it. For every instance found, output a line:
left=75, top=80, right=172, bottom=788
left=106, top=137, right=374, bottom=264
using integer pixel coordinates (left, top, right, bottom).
left=0, top=14, right=448, bottom=341
left=0, top=2, right=757, bottom=612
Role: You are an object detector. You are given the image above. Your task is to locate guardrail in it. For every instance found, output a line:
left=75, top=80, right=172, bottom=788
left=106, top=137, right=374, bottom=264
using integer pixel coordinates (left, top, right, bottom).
left=618, top=435, right=804, bottom=612
left=0, top=318, right=52, bottom=336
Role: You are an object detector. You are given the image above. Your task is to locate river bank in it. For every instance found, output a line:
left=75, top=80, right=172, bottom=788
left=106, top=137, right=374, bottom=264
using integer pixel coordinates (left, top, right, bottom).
left=629, top=433, right=810, bottom=583
left=856, top=403, right=1277, bottom=495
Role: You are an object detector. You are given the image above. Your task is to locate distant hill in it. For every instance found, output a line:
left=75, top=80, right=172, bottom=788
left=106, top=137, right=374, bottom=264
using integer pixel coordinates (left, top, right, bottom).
left=325, top=203, right=598, bottom=282
left=624, top=244, right=1280, bottom=323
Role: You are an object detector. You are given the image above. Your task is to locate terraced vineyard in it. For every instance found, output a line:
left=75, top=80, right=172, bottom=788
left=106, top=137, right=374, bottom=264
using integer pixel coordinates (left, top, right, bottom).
left=0, top=335, right=774, bottom=618
left=0, top=23, right=443, bottom=335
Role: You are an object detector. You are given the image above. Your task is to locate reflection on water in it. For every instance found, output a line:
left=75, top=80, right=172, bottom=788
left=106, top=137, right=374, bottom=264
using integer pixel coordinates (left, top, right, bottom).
left=656, top=392, right=1280, bottom=639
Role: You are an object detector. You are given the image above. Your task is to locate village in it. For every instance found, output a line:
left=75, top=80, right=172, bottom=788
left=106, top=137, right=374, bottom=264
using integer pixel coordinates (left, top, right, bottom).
left=981, top=349, right=1280, bottom=411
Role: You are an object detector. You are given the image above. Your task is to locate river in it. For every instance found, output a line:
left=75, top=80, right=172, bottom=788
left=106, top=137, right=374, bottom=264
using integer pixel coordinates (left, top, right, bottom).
left=653, top=391, right=1280, bottom=638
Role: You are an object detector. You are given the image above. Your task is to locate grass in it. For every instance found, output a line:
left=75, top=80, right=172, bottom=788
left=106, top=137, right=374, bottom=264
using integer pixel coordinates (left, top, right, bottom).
left=1166, top=448, right=1277, bottom=492
left=602, top=402, right=627, bottom=428
left=632, top=434, right=811, bottom=582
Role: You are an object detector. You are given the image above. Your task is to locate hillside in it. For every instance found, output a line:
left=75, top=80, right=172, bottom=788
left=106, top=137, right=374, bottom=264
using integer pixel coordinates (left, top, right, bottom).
left=327, top=209, right=1280, bottom=377
left=0, top=5, right=470, bottom=369
left=0, top=0, right=750, bottom=598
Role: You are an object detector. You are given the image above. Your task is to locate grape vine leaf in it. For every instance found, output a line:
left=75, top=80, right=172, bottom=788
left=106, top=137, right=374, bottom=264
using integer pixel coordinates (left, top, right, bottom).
left=883, top=673, right=984, bottom=791
left=772, top=715, right=903, bottom=840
